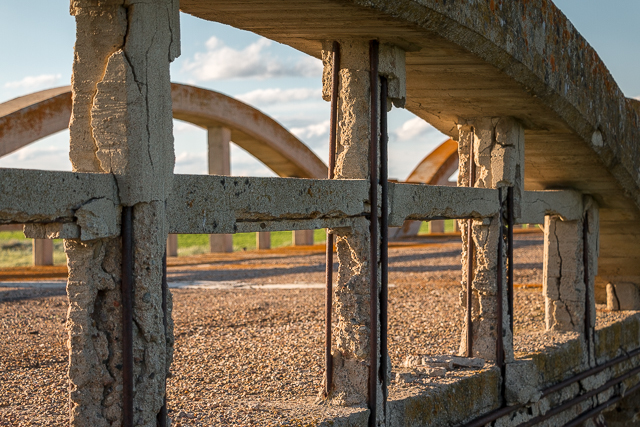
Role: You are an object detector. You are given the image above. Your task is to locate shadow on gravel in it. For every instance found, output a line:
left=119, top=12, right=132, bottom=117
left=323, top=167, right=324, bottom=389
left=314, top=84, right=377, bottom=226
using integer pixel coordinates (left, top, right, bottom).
left=0, top=288, right=66, bottom=303
left=168, top=263, right=327, bottom=282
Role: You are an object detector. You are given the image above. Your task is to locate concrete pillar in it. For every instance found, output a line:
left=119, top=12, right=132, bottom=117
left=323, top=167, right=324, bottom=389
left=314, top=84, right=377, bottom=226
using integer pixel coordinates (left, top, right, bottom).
left=543, top=199, right=598, bottom=332
left=457, top=117, right=524, bottom=361
left=256, top=231, right=271, bottom=249
left=319, top=40, right=405, bottom=420
left=66, top=1, right=179, bottom=425
left=293, top=229, right=314, bottom=245
left=430, top=220, right=444, bottom=234
left=32, top=238, right=53, bottom=266
left=208, top=127, right=234, bottom=253
left=167, top=234, right=178, bottom=257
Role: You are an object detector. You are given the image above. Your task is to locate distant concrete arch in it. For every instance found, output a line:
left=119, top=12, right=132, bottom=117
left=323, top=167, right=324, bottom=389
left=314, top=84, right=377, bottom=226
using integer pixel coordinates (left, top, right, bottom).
left=391, top=138, right=460, bottom=239
left=405, top=138, right=458, bottom=186
left=0, top=83, right=328, bottom=179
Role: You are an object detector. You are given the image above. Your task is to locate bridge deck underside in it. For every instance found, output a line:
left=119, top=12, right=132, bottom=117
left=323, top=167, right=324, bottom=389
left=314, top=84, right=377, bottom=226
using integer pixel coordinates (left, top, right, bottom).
left=179, top=0, right=640, bottom=284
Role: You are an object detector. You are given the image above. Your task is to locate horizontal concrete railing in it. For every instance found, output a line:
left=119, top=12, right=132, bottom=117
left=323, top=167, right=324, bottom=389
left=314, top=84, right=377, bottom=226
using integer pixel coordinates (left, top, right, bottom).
left=0, top=168, right=585, bottom=238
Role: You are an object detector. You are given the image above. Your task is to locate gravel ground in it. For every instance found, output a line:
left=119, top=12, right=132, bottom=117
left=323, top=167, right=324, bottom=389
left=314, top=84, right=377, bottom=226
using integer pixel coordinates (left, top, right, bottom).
left=1, top=231, right=638, bottom=426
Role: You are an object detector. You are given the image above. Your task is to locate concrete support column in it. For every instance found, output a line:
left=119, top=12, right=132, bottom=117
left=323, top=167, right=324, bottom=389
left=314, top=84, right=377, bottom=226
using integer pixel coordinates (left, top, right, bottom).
left=457, top=117, right=524, bottom=361
left=33, top=238, right=54, bottom=266
left=293, top=229, right=314, bottom=245
left=208, top=127, right=233, bottom=253
left=543, top=199, right=598, bottom=333
left=167, top=234, right=178, bottom=257
left=257, top=231, right=271, bottom=249
left=66, top=1, right=180, bottom=425
left=430, top=220, right=444, bottom=234
left=319, top=40, right=405, bottom=421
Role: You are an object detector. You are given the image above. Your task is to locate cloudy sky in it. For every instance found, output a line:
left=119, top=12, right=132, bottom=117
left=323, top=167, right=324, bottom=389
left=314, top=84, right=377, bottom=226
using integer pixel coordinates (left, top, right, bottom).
left=1, top=1, right=639, bottom=180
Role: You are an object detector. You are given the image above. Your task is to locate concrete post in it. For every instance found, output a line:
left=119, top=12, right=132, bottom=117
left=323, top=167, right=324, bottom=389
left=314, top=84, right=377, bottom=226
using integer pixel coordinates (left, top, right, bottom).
left=208, top=126, right=234, bottom=253
left=293, top=229, right=314, bottom=245
left=166, top=234, right=178, bottom=257
left=66, top=1, right=179, bottom=425
left=256, top=231, right=271, bottom=249
left=457, top=117, right=524, bottom=362
left=319, top=40, right=405, bottom=421
left=32, top=238, right=53, bottom=266
left=543, top=199, right=598, bottom=333
left=430, top=220, right=444, bottom=234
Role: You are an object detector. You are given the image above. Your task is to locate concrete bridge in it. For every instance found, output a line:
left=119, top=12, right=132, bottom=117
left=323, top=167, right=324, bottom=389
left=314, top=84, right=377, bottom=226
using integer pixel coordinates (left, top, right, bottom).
left=1, top=0, right=640, bottom=426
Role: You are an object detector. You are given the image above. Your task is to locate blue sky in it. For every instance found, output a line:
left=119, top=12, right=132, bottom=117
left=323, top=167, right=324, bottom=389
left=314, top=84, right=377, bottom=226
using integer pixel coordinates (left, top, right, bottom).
left=0, top=1, right=638, bottom=180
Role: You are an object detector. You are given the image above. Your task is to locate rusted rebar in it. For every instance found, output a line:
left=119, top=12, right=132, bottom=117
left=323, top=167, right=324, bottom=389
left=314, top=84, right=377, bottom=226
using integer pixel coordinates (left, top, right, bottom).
left=496, top=189, right=505, bottom=376
left=121, top=206, right=134, bottom=427
left=507, top=186, right=514, bottom=333
left=157, top=250, right=169, bottom=427
left=583, top=212, right=592, bottom=362
left=379, top=75, right=389, bottom=409
left=324, top=40, right=340, bottom=398
left=466, top=131, right=476, bottom=357
left=368, top=39, right=379, bottom=427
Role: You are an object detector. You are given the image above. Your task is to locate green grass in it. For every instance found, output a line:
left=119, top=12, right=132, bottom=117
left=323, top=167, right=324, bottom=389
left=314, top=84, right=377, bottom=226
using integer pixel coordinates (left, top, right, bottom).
left=417, top=220, right=459, bottom=235
left=176, top=229, right=327, bottom=256
left=0, top=229, right=329, bottom=267
left=0, top=231, right=66, bottom=267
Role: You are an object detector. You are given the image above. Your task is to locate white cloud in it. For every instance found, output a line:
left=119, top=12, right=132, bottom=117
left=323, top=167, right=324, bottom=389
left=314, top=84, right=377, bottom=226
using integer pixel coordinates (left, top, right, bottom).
left=290, top=120, right=330, bottom=141
left=173, top=120, right=201, bottom=133
left=4, top=74, right=62, bottom=90
left=174, top=151, right=206, bottom=175
left=394, top=117, right=432, bottom=141
left=634, top=95, right=640, bottom=100
left=183, top=36, right=322, bottom=81
left=236, top=88, right=321, bottom=106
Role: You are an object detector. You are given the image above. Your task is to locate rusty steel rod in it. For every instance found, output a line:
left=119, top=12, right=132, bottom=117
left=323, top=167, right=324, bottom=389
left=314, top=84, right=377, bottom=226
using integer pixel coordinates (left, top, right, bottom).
left=563, top=379, right=640, bottom=427
left=518, top=362, right=640, bottom=427
left=496, top=189, right=505, bottom=385
left=379, top=75, right=389, bottom=409
left=368, top=39, right=379, bottom=427
left=462, top=345, right=640, bottom=427
left=583, top=212, right=592, bottom=362
left=507, top=186, right=514, bottom=333
left=465, top=131, right=476, bottom=357
left=121, top=206, right=134, bottom=427
left=157, top=250, right=169, bottom=427
left=324, top=40, right=340, bottom=398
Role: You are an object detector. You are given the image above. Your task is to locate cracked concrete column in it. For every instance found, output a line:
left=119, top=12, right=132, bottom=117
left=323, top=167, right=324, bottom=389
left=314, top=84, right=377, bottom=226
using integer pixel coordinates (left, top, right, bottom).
left=66, top=1, right=180, bottom=426
left=207, top=126, right=233, bottom=253
left=319, top=40, right=405, bottom=421
left=457, top=117, right=523, bottom=361
left=544, top=198, right=598, bottom=333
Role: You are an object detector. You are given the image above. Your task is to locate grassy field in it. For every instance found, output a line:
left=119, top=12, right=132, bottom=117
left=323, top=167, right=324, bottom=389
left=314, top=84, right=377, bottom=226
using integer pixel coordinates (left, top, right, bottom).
left=0, top=222, right=466, bottom=268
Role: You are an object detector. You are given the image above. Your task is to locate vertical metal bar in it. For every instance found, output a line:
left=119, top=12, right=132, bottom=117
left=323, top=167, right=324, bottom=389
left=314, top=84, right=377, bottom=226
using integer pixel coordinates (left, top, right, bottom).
left=507, top=187, right=514, bottom=333
left=121, top=206, right=134, bottom=427
left=466, top=132, right=476, bottom=357
left=379, top=76, right=389, bottom=410
left=583, top=212, right=592, bottom=362
left=496, top=188, right=504, bottom=369
left=157, top=250, right=168, bottom=427
left=324, top=40, right=340, bottom=397
left=496, top=189, right=506, bottom=406
left=368, top=39, right=379, bottom=427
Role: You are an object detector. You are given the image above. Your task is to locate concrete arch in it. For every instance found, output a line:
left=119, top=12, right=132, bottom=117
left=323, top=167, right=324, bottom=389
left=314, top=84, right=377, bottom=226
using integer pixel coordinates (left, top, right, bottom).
left=179, top=0, right=640, bottom=283
left=405, top=138, right=458, bottom=186
left=391, top=138, right=459, bottom=239
left=0, top=83, right=327, bottom=179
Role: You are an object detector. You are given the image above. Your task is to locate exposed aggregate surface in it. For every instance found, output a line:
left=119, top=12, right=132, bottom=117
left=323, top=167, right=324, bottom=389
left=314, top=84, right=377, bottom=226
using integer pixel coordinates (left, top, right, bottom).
left=0, top=232, right=637, bottom=426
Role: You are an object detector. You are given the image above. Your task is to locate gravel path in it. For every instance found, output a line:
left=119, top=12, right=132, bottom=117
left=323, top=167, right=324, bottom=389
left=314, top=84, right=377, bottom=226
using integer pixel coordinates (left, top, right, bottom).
left=1, top=231, right=637, bottom=426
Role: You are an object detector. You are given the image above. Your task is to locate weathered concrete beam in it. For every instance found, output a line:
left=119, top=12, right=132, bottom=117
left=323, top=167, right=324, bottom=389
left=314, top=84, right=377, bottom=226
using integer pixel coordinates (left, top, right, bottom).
left=388, top=183, right=499, bottom=227
left=519, top=190, right=584, bottom=224
left=167, top=175, right=369, bottom=234
left=0, top=168, right=118, bottom=225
